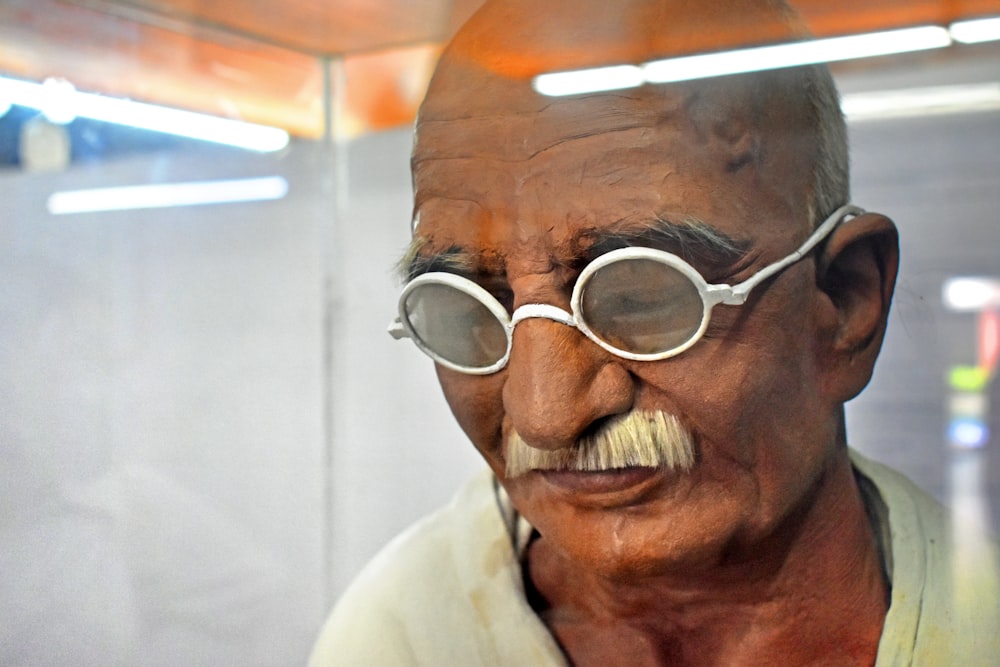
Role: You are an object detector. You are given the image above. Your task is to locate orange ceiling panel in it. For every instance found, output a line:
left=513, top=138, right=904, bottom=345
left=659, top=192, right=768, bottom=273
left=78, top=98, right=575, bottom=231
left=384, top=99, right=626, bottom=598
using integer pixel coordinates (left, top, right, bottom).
left=340, top=44, right=441, bottom=137
left=795, top=0, right=1000, bottom=35
left=66, top=0, right=486, bottom=55
left=69, top=0, right=1000, bottom=55
left=0, top=0, right=327, bottom=136
left=1, top=0, right=999, bottom=139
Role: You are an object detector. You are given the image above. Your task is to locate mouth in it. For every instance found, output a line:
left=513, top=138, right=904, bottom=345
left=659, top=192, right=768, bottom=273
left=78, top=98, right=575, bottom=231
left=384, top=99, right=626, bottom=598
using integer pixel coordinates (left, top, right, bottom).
left=537, top=466, right=664, bottom=498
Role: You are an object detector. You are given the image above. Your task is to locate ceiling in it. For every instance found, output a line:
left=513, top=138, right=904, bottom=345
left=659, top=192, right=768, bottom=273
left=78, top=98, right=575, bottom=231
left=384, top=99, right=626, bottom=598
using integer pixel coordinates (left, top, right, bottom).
left=1, top=0, right=1000, bottom=139
left=50, top=0, right=1000, bottom=56
left=76, top=0, right=486, bottom=55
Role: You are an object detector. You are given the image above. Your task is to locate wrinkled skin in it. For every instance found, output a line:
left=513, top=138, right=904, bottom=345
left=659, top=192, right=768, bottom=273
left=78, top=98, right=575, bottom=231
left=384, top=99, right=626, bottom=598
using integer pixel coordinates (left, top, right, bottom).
left=410, top=1, right=900, bottom=664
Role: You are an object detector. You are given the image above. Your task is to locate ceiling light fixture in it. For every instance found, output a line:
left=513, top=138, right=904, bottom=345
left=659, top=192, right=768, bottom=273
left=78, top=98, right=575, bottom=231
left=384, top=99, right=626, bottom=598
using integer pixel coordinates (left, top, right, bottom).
left=942, top=277, right=1000, bottom=312
left=534, top=25, right=953, bottom=97
left=0, top=75, right=289, bottom=152
left=534, top=65, right=644, bottom=97
left=46, top=176, right=289, bottom=215
left=841, top=83, right=1000, bottom=121
left=644, top=26, right=951, bottom=84
left=949, top=16, right=1000, bottom=44
left=38, top=77, right=78, bottom=125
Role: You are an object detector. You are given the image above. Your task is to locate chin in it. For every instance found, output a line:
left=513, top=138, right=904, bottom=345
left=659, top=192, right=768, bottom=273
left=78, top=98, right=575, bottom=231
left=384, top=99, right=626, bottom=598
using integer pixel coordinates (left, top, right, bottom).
left=507, top=471, right=749, bottom=580
left=551, top=517, right=734, bottom=582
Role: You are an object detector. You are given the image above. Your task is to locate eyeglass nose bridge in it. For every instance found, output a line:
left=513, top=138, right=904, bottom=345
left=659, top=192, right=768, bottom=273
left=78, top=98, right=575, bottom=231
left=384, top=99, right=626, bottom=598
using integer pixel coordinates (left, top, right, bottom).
left=509, top=303, right=577, bottom=330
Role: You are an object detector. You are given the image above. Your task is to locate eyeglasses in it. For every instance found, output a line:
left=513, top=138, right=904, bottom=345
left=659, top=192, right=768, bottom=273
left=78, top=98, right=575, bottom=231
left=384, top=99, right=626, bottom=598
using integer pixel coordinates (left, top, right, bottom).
left=388, top=204, right=863, bottom=375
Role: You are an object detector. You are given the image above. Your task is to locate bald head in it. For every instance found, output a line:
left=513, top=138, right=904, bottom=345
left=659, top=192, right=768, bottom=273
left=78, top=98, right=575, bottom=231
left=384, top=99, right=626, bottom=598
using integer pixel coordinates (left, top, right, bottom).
left=415, top=0, right=848, bottom=225
left=433, top=0, right=809, bottom=79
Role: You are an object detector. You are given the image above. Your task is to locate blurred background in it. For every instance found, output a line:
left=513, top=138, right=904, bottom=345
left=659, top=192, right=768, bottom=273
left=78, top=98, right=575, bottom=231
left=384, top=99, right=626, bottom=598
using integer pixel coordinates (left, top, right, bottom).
left=1, top=0, right=998, bottom=664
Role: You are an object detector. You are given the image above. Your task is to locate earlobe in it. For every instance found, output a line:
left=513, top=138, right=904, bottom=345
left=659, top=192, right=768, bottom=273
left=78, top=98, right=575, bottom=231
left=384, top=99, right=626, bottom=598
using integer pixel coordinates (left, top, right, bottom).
left=815, top=212, right=899, bottom=400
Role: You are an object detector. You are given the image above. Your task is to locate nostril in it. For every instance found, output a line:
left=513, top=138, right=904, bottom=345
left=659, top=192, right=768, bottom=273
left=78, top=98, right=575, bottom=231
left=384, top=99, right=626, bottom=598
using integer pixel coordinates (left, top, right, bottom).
left=502, top=317, right=637, bottom=453
left=577, top=412, right=623, bottom=442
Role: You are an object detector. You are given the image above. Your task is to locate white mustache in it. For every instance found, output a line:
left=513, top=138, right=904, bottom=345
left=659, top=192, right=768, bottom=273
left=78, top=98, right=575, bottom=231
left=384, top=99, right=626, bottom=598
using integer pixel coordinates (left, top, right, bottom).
left=505, top=410, right=696, bottom=478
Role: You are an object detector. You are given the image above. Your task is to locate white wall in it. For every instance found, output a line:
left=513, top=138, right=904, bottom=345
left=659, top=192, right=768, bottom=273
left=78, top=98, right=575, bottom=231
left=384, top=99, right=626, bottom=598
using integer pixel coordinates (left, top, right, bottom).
left=0, top=134, right=478, bottom=666
left=324, top=131, right=482, bottom=599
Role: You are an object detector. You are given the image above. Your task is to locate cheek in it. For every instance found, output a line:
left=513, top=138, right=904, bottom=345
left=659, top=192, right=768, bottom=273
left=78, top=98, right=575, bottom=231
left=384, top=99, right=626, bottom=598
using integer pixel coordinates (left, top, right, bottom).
left=435, top=366, right=507, bottom=465
left=637, top=291, right=826, bottom=463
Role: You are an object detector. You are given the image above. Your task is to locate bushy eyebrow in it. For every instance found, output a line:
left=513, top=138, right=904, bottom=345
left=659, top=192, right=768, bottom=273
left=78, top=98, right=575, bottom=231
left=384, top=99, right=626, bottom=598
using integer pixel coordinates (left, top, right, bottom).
left=396, top=217, right=751, bottom=283
left=396, top=236, right=483, bottom=282
left=581, top=217, right=751, bottom=268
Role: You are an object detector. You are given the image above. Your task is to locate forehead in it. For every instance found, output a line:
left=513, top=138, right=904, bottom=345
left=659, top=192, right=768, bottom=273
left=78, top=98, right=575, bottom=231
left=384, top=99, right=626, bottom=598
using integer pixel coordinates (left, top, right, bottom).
left=412, top=82, right=806, bottom=262
left=417, top=99, right=671, bottom=238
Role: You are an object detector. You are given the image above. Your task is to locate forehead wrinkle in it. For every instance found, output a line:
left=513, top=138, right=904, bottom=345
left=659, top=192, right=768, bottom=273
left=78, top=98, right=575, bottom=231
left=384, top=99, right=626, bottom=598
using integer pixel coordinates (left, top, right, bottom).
left=414, top=94, right=684, bottom=165
left=415, top=123, right=660, bottom=167
left=418, top=91, right=671, bottom=125
left=412, top=192, right=485, bottom=213
left=412, top=127, right=680, bottom=218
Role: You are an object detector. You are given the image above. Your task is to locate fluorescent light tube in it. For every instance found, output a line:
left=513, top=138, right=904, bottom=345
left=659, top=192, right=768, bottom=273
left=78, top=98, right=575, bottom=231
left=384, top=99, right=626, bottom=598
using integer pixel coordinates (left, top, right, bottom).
left=950, top=16, right=1000, bottom=44
left=643, top=26, right=952, bottom=83
left=943, top=277, right=1000, bottom=312
left=534, top=25, right=953, bottom=97
left=0, top=75, right=289, bottom=152
left=47, top=176, right=289, bottom=215
left=533, top=65, right=644, bottom=97
left=842, top=83, right=1000, bottom=121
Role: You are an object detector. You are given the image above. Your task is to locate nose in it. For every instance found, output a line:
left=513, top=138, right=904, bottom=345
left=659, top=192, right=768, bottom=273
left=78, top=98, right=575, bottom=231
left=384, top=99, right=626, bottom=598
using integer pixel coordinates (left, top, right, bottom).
left=501, top=316, right=635, bottom=451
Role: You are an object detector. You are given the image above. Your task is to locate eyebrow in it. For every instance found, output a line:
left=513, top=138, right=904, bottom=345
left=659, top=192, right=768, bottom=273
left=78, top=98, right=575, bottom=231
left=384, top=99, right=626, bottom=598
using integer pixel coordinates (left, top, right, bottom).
left=397, top=237, right=486, bottom=282
left=580, top=217, right=752, bottom=268
left=396, top=217, right=752, bottom=283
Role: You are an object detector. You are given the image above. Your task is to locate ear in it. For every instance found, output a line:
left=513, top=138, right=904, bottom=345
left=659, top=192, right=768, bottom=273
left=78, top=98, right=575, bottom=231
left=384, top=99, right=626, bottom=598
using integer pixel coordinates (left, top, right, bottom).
left=815, top=212, right=899, bottom=401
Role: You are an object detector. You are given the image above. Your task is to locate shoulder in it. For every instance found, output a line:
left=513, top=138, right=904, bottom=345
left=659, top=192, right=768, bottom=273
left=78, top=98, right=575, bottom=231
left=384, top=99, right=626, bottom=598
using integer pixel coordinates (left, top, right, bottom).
left=850, top=449, right=1000, bottom=665
left=849, top=449, right=949, bottom=541
left=309, top=469, right=565, bottom=667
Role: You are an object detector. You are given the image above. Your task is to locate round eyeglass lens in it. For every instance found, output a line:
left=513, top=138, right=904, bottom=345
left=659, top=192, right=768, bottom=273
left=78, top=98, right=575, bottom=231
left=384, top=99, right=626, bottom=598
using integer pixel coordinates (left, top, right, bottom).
left=403, top=281, right=509, bottom=369
left=580, top=258, right=705, bottom=355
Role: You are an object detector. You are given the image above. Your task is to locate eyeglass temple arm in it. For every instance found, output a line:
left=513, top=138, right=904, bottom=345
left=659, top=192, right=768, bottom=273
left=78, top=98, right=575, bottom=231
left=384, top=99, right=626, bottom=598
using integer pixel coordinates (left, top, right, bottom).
left=719, top=204, right=864, bottom=306
left=388, top=318, right=410, bottom=340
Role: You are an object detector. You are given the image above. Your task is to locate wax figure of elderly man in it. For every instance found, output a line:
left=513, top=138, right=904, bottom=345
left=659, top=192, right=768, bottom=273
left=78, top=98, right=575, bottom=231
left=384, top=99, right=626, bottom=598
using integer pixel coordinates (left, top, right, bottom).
left=312, top=0, right=1000, bottom=664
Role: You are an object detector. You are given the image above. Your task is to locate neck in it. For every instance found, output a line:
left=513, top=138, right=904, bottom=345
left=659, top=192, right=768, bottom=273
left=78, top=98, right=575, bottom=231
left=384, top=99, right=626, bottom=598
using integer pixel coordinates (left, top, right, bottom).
left=524, top=451, right=889, bottom=666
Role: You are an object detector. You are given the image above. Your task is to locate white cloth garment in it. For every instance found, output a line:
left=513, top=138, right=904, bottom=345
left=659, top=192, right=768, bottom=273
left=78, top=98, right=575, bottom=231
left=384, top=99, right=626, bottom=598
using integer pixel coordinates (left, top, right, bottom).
left=311, top=450, right=1000, bottom=666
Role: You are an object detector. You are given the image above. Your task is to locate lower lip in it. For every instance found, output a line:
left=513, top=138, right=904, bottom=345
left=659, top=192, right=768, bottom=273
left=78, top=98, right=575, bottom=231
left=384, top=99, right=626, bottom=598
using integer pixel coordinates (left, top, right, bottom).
left=539, top=466, right=662, bottom=496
